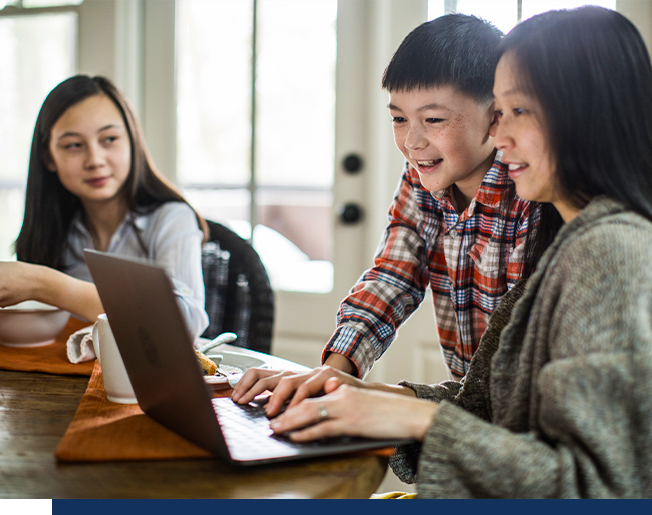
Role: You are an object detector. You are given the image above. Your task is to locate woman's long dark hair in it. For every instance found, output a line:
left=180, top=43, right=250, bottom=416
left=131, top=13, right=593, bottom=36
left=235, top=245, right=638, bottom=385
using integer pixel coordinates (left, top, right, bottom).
left=15, top=75, right=207, bottom=269
left=501, top=6, right=652, bottom=274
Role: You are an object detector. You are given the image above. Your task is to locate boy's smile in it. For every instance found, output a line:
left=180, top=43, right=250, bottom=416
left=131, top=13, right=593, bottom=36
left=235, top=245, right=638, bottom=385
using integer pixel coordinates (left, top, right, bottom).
left=388, top=86, right=496, bottom=210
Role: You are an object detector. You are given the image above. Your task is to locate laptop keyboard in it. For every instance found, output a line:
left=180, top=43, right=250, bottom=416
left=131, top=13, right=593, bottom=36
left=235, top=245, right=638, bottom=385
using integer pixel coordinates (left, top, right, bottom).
left=212, top=397, right=303, bottom=454
left=211, top=397, right=357, bottom=455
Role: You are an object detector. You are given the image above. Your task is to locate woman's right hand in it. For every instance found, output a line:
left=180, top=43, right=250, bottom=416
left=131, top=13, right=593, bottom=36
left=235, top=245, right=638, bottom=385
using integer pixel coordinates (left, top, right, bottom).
left=231, top=365, right=365, bottom=417
left=270, top=382, right=439, bottom=443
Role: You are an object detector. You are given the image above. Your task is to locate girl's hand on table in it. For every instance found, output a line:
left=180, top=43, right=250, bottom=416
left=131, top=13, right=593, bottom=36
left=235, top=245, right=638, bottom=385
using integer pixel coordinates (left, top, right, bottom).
left=0, top=261, right=103, bottom=321
left=0, top=262, right=39, bottom=307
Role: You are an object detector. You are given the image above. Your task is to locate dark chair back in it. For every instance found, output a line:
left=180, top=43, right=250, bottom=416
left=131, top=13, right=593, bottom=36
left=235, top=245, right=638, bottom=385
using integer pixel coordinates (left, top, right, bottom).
left=201, top=220, right=274, bottom=354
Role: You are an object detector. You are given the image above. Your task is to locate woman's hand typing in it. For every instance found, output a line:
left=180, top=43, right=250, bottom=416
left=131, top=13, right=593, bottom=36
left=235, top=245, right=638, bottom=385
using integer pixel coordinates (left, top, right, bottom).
left=269, top=379, right=440, bottom=442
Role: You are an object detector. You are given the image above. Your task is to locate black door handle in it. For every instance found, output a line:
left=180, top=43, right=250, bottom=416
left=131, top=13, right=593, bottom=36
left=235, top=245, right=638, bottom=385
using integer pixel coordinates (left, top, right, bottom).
left=342, top=154, right=363, bottom=174
left=339, top=203, right=363, bottom=224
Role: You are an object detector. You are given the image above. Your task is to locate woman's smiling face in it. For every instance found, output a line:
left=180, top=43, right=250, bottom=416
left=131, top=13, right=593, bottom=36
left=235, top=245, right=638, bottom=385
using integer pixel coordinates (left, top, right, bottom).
left=491, top=53, right=557, bottom=200
left=492, top=52, right=579, bottom=223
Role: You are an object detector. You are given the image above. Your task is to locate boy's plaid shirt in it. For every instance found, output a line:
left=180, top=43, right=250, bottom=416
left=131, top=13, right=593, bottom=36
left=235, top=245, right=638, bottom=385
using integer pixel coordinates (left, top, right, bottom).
left=322, top=154, right=535, bottom=379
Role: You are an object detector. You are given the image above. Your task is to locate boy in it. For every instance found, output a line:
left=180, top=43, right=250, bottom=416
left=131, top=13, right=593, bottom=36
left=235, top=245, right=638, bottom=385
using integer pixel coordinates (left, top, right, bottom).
left=322, top=13, right=535, bottom=380
left=233, top=14, right=536, bottom=408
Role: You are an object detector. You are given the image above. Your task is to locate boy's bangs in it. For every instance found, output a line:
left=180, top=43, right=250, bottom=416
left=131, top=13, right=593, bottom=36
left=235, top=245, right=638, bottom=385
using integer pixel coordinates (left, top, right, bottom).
left=381, top=14, right=502, bottom=103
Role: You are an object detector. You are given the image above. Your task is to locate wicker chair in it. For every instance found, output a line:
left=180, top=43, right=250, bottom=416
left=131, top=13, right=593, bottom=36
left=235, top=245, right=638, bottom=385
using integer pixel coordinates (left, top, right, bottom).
left=201, top=220, right=274, bottom=354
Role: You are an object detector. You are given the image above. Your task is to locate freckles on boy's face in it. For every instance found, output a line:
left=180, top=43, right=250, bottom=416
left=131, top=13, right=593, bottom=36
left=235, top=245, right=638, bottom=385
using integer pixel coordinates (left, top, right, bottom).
left=388, top=86, right=496, bottom=200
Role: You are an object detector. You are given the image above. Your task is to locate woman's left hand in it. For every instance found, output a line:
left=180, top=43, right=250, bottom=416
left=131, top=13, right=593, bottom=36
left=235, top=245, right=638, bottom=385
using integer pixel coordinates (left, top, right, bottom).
left=269, top=377, right=439, bottom=442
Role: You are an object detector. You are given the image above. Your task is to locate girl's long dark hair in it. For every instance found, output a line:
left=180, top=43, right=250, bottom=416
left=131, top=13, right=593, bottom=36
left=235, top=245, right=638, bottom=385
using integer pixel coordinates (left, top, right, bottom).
left=500, top=6, right=652, bottom=274
left=15, top=75, right=207, bottom=269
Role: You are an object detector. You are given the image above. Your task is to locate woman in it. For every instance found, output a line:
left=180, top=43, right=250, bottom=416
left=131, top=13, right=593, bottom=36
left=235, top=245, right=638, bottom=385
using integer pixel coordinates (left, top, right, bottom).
left=236, top=7, right=652, bottom=497
left=0, top=75, right=209, bottom=337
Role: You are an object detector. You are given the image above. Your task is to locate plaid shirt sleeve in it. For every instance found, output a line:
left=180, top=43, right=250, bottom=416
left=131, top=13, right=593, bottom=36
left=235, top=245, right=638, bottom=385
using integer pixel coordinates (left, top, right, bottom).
left=322, top=168, right=435, bottom=378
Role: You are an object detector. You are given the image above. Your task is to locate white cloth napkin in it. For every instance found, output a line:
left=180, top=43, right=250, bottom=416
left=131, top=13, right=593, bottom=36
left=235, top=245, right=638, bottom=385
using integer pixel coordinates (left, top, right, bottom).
left=66, top=325, right=96, bottom=363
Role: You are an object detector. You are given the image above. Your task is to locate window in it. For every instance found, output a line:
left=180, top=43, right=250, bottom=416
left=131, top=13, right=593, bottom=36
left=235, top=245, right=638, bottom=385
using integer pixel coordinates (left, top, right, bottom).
left=177, top=0, right=337, bottom=293
left=428, top=0, right=617, bottom=31
left=0, top=2, right=77, bottom=260
left=1, top=0, right=82, bottom=7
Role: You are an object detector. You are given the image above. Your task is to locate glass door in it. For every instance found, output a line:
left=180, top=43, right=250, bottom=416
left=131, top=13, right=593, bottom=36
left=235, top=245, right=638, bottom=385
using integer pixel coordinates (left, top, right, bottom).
left=177, top=0, right=337, bottom=294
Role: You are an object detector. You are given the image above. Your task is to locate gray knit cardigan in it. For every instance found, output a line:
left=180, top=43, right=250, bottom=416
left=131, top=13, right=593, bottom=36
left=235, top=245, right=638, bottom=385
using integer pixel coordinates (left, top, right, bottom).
left=389, top=197, right=652, bottom=498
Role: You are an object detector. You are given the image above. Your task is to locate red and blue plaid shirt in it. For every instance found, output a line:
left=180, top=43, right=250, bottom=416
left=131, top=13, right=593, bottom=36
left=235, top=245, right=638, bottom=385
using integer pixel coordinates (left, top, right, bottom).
left=322, top=153, right=536, bottom=380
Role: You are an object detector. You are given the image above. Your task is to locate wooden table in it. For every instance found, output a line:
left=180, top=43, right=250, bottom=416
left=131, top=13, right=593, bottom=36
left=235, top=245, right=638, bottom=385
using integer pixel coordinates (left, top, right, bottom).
left=0, top=366, right=388, bottom=499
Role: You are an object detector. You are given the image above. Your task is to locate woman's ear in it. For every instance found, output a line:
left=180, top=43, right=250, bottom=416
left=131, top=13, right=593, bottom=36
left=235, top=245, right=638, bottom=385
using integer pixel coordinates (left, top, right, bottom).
left=43, top=151, right=57, bottom=172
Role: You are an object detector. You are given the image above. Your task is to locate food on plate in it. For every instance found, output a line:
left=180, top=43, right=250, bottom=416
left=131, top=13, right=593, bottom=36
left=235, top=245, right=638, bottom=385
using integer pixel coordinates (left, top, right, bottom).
left=195, top=349, right=218, bottom=375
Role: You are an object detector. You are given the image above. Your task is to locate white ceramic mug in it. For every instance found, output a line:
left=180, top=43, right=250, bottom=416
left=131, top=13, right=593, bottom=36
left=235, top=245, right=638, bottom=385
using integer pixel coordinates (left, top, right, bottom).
left=92, top=314, right=137, bottom=404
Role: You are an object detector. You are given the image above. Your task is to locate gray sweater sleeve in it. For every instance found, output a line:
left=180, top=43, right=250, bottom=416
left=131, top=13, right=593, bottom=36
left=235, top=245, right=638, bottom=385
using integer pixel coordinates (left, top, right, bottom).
left=412, top=218, right=652, bottom=498
left=416, top=351, right=652, bottom=498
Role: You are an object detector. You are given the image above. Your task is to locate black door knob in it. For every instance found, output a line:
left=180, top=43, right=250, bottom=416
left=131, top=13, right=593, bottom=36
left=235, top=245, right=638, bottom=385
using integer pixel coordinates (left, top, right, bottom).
left=339, top=203, right=363, bottom=224
left=342, top=154, right=363, bottom=174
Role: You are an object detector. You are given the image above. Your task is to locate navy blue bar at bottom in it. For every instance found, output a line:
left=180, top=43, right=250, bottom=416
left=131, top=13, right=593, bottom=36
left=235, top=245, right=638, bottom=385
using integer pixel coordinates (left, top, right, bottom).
left=53, top=498, right=652, bottom=515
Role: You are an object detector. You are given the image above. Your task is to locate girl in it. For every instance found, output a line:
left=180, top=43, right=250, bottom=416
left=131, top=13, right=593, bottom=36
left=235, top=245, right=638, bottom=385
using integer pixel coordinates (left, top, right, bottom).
left=239, top=6, right=652, bottom=498
left=0, top=75, right=209, bottom=338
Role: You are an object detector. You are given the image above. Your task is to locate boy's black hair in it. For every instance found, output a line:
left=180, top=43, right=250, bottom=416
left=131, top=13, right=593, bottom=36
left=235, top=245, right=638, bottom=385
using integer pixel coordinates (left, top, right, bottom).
left=382, top=14, right=503, bottom=102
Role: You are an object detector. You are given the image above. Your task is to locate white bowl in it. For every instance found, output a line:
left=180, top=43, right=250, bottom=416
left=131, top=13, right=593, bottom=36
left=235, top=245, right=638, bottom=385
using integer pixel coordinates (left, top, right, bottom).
left=0, top=301, right=71, bottom=348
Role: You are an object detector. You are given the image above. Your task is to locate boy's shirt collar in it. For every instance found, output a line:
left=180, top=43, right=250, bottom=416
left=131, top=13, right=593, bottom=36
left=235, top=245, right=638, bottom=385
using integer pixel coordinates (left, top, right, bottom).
left=430, top=149, right=509, bottom=211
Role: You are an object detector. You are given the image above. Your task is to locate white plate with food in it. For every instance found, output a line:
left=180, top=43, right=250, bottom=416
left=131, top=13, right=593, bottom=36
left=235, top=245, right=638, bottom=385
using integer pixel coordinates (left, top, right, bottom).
left=201, top=349, right=272, bottom=389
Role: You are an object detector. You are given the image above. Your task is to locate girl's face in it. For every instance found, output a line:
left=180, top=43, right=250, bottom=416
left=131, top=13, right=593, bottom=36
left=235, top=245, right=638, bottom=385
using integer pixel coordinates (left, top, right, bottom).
left=47, top=93, right=131, bottom=209
left=491, top=53, right=577, bottom=222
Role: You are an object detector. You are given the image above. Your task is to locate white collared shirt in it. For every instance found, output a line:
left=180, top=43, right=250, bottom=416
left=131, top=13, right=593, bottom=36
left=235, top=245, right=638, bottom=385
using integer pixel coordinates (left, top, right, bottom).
left=62, top=201, right=209, bottom=338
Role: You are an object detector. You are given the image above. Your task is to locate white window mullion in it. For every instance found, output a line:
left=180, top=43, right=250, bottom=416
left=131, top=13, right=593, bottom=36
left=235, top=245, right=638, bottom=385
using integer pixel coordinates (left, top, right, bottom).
left=142, top=0, right=177, bottom=183
left=114, top=0, right=145, bottom=119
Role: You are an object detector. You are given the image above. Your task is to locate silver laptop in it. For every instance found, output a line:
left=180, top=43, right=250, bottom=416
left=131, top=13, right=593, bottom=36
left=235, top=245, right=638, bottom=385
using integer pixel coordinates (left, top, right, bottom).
left=84, top=249, right=410, bottom=466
